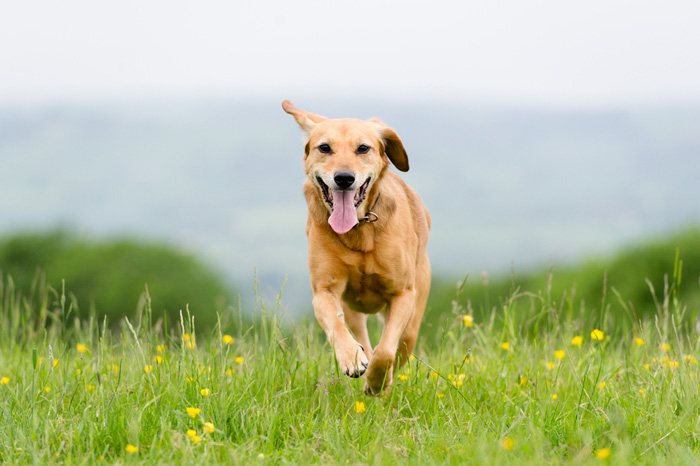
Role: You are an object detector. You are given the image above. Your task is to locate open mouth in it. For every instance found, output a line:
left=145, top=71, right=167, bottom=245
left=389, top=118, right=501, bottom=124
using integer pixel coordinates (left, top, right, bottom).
left=316, top=176, right=371, bottom=211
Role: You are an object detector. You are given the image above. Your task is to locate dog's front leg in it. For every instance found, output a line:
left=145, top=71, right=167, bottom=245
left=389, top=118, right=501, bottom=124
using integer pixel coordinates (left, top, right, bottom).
left=313, top=291, right=369, bottom=378
left=363, top=289, right=416, bottom=395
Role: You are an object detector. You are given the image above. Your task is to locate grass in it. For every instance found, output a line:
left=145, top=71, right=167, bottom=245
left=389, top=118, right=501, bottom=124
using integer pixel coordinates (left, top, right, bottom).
left=1, top=261, right=699, bottom=465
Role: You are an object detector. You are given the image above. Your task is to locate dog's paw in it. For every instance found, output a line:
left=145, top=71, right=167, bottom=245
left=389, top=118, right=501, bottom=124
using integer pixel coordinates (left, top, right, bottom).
left=336, top=342, right=369, bottom=378
left=362, top=357, right=393, bottom=396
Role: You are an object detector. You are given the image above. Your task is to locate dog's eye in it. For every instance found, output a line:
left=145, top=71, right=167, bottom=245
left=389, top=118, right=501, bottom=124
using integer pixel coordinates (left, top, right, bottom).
left=357, top=144, right=370, bottom=154
left=318, top=144, right=331, bottom=154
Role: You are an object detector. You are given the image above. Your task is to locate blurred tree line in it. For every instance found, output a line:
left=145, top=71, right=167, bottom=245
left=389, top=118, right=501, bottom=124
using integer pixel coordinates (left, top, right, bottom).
left=0, top=231, right=235, bottom=331
left=423, top=227, right=700, bottom=343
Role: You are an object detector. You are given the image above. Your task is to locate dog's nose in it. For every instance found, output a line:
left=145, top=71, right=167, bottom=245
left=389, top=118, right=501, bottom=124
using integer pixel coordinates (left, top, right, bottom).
left=334, top=170, right=355, bottom=189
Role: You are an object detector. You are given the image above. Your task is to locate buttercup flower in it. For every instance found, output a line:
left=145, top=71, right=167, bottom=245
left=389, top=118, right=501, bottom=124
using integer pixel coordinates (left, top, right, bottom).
left=153, top=356, right=163, bottom=364
left=125, top=444, right=139, bottom=453
left=500, top=437, right=515, bottom=451
left=156, top=344, right=166, bottom=353
left=501, top=342, right=510, bottom=350
left=77, top=343, right=89, bottom=353
left=462, top=315, right=474, bottom=327
left=186, top=407, right=201, bottom=418
left=398, top=375, right=408, bottom=382
left=595, top=448, right=611, bottom=459
left=144, top=365, right=153, bottom=373
left=53, top=359, right=59, bottom=368
left=635, top=338, right=645, bottom=346
left=554, top=350, right=565, bottom=359
left=571, top=336, right=583, bottom=346
left=200, top=388, right=212, bottom=396
left=354, top=401, right=366, bottom=413
left=661, top=343, right=671, bottom=352
left=590, top=329, right=604, bottom=341
left=223, top=335, right=234, bottom=345
left=204, top=422, right=215, bottom=434
left=187, top=429, right=196, bottom=438
left=1, top=377, right=9, bottom=385
left=235, top=357, right=245, bottom=364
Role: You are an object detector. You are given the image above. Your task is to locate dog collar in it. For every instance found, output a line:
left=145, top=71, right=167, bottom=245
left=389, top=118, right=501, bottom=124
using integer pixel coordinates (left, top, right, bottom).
left=359, top=193, right=380, bottom=225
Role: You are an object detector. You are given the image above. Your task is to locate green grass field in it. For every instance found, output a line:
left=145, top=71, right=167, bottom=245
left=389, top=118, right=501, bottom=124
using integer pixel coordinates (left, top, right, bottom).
left=1, top=260, right=699, bottom=465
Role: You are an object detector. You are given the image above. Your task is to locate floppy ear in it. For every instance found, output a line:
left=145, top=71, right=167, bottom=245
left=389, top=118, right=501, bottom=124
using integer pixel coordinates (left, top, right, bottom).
left=282, top=100, right=326, bottom=135
left=370, top=119, right=409, bottom=172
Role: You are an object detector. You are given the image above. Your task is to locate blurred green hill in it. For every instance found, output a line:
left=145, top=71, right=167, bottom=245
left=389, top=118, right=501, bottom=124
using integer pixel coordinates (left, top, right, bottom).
left=424, top=226, right=700, bottom=343
left=0, top=231, right=235, bottom=330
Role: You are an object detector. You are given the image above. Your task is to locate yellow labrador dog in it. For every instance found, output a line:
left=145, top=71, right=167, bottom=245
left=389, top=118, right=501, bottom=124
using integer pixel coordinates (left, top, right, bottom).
left=282, top=101, right=431, bottom=395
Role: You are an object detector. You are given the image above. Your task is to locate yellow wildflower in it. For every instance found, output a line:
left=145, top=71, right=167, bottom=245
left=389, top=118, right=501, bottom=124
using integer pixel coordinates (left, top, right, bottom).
left=409, top=354, right=416, bottom=361
left=125, top=444, right=139, bottom=453
left=144, top=365, right=153, bottom=373
left=590, top=329, right=604, bottom=341
left=552, top=394, right=558, bottom=400
left=635, top=338, right=645, bottom=346
left=354, top=401, right=366, bottom=413
left=204, top=422, right=215, bottom=434
left=200, top=388, right=212, bottom=396
left=685, top=355, right=697, bottom=364
left=661, top=343, right=671, bottom=352
left=1, top=377, right=9, bottom=385
left=398, top=375, right=408, bottom=382
left=598, top=381, right=606, bottom=390
left=186, top=429, right=196, bottom=438
left=430, top=371, right=439, bottom=380
left=554, top=350, right=565, bottom=359
left=156, top=344, right=166, bottom=353
left=595, top=448, right=611, bottom=459
left=186, top=407, right=201, bottom=418
left=501, top=342, right=510, bottom=350
left=547, top=361, right=555, bottom=369
left=571, top=336, right=583, bottom=346
left=226, top=369, right=234, bottom=376
left=153, top=356, right=163, bottom=364
left=437, top=393, right=445, bottom=399
left=462, top=315, right=474, bottom=327
left=45, top=386, right=51, bottom=393
left=235, top=357, right=245, bottom=364
left=453, top=380, right=463, bottom=388
left=500, top=437, right=515, bottom=451
left=639, top=389, right=645, bottom=395
left=53, top=359, right=59, bottom=368
left=192, top=436, right=202, bottom=443
left=519, top=376, right=528, bottom=386
left=86, top=384, right=96, bottom=391
left=186, top=376, right=195, bottom=383
left=77, top=343, right=89, bottom=353
left=223, top=335, right=234, bottom=345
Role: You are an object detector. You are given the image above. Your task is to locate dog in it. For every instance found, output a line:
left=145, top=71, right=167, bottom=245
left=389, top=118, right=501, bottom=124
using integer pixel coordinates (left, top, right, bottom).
left=282, top=101, right=431, bottom=395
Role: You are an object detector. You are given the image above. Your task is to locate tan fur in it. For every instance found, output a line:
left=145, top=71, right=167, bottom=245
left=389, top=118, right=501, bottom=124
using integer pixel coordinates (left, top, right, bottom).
left=282, top=100, right=431, bottom=395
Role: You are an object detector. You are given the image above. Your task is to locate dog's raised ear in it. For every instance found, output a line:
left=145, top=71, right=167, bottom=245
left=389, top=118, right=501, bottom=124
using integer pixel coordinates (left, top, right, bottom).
left=282, top=100, right=326, bottom=135
left=370, top=118, right=409, bottom=172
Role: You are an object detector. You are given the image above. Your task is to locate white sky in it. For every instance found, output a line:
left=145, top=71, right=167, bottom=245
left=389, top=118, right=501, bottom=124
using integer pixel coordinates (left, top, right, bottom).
left=2, top=0, right=700, bottom=107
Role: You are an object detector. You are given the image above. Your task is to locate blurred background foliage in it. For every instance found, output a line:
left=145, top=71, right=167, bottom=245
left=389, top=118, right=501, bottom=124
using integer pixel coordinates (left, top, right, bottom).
left=422, top=226, right=700, bottom=344
left=0, top=231, right=235, bottom=331
left=0, top=227, right=698, bottom=341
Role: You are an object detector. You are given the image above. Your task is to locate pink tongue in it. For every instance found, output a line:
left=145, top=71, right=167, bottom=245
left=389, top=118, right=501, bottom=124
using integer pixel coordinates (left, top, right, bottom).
left=328, top=190, right=358, bottom=234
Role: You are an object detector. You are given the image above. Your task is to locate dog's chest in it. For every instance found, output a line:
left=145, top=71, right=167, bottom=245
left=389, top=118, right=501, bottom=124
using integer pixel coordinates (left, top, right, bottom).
left=341, top=267, right=395, bottom=314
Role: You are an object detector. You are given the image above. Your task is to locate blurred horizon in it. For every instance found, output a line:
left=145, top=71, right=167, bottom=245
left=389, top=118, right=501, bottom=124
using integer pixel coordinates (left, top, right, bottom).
left=2, top=98, right=699, bottom=313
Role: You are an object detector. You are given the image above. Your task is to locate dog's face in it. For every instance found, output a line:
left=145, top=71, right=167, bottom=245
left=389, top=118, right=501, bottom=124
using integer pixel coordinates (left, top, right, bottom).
left=283, top=100, right=409, bottom=234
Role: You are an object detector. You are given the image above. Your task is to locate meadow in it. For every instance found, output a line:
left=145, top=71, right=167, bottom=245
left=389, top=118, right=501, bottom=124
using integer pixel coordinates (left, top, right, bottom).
left=1, top=255, right=699, bottom=465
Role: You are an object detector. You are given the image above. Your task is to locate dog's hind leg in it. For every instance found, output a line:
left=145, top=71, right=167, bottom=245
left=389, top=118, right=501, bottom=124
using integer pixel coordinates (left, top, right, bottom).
left=343, top=305, right=373, bottom=359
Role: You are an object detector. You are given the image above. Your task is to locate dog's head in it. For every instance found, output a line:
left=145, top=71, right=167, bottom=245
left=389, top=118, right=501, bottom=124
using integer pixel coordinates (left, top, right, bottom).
left=282, top=100, right=408, bottom=235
